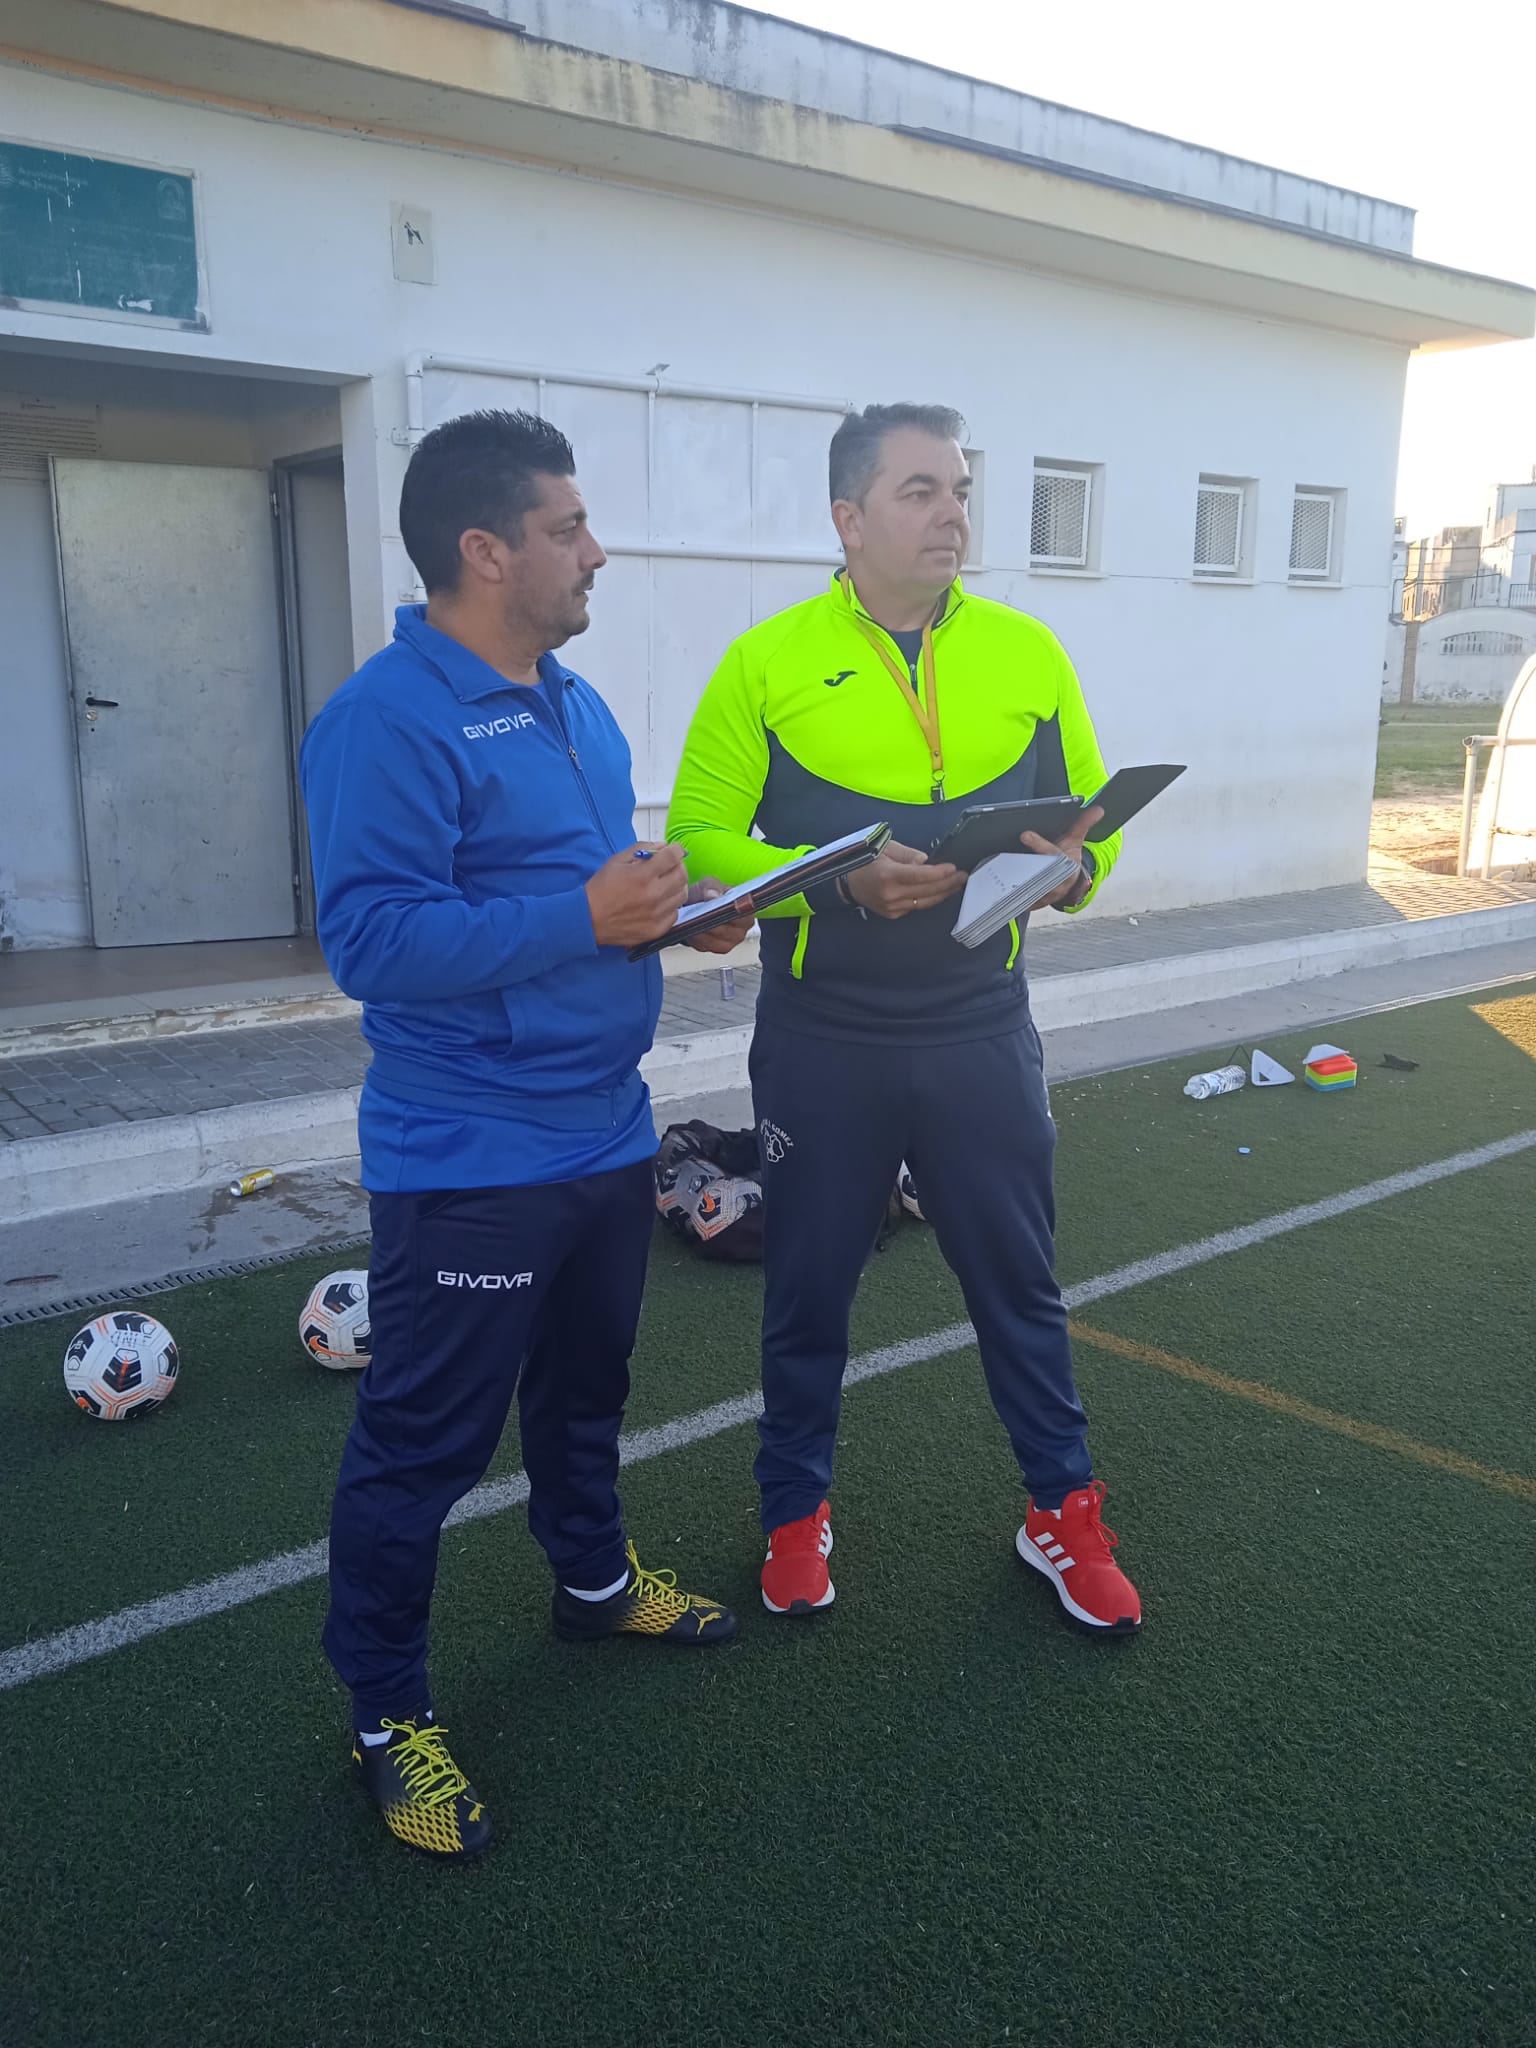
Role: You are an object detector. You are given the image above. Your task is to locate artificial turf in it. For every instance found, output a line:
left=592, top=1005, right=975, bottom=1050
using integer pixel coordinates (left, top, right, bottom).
left=2, top=980, right=1533, bottom=2047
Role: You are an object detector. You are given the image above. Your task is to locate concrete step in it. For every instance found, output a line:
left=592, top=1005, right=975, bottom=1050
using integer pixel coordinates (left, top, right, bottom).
left=6, top=929, right=1535, bottom=1323
left=1027, top=893, right=1536, bottom=1028
left=0, top=933, right=759, bottom=1058
left=4, top=902, right=1533, bottom=1225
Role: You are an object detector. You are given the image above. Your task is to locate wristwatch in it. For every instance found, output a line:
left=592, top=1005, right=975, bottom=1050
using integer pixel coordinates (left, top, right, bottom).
left=1055, top=846, right=1097, bottom=912
left=835, top=870, right=869, bottom=919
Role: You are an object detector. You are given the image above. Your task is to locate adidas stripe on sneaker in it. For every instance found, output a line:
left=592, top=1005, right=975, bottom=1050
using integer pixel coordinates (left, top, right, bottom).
left=1017, top=1481, right=1141, bottom=1634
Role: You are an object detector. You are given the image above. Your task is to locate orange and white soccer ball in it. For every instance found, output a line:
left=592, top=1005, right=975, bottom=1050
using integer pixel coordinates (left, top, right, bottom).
left=299, top=1270, right=371, bottom=1370
left=63, top=1311, right=180, bottom=1420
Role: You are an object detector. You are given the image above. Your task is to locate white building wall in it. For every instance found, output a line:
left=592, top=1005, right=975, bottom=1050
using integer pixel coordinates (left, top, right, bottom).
left=1382, top=619, right=1407, bottom=702
left=1409, top=608, right=1536, bottom=704
left=3, top=66, right=1408, bottom=932
left=1489, top=481, right=1536, bottom=527
left=1514, top=514, right=1536, bottom=592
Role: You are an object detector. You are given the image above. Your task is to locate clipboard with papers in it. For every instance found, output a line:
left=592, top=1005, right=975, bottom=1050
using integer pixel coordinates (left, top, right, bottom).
left=950, top=763, right=1187, bottom=948
left=626, top=822, right=892, bottom=959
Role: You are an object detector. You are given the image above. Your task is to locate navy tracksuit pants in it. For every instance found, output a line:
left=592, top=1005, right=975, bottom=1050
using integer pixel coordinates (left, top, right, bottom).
left=750, top=1019, right=1092, bottom=1531
left=323, top=1160, right=653, bottom=1723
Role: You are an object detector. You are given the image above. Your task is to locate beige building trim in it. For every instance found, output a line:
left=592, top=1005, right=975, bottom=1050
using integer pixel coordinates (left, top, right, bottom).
left=4, top=0, right=1532, bottom=353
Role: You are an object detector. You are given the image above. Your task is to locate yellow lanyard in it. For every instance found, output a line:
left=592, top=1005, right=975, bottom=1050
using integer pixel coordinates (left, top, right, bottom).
left=849, top=607, right=945, bottom=802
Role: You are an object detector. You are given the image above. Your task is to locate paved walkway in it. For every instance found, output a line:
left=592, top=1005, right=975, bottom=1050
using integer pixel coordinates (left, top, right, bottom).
left=1023, top=869, right=1536, bottom=976
left=0, top=967, right=758, bottom=1144
left=4, top=867, right=1534, bottom=1145
left=9, top=928, right=1536, bottom=1322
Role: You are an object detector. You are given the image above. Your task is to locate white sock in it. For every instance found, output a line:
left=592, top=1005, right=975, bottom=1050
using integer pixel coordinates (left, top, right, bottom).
left=562, top=1568, right=629, bottom=1603
left=358, top=1710, right=431, bottom=1746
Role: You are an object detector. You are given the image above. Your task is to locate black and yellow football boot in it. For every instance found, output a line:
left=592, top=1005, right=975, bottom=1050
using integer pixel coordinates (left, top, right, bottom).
left=551, top=1539, right=738, bottom=1645
left=352, top=1714, right=492, bottom=1860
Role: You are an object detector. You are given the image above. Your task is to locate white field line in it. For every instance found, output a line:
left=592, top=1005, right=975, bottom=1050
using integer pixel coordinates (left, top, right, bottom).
left=4, top=1128, right=1534, bottom=1694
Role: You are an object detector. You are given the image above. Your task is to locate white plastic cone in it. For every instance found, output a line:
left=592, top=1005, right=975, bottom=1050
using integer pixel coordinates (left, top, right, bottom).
left=1251, top=1049, right=1295, bottom=1087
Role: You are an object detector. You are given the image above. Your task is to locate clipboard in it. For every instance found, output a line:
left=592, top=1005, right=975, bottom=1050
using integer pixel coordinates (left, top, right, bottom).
left=626, top=822, right=891, bottom=959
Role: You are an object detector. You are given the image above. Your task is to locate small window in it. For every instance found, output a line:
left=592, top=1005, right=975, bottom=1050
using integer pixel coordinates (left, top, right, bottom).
left=1290, top=486, right=1343, bottom=582
left=963, top=447, right=985, bottom=565
left=1442, top=630, right=1528, bottom=657
left=1032, top=465, right=1090, bottom=566
left=1031, top=460, right=1099, bottom=571
left=1194, top=479, right=1247, bottom=577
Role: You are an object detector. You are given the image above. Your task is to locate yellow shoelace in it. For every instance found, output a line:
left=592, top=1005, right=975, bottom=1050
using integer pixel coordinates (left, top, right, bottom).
left=625, top=1543, right=696, bottom=1613
left=379, top=1720, right=469, bottom=1806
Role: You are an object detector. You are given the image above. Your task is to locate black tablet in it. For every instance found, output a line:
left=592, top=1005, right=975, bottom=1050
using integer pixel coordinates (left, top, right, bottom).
left=929, top=797, right=1084, bottom=872
left=1085, top=763, right=1186, bottom=837
left=929, top=765, right=1187, bottom=872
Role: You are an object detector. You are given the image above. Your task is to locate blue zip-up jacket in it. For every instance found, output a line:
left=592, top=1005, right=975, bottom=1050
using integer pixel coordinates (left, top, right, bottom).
left=300, top=606, right=663, bottom=1189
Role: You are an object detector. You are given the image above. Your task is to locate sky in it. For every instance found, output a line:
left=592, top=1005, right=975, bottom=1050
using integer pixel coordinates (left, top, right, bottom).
left=759, top=0, right=1536, bottom=539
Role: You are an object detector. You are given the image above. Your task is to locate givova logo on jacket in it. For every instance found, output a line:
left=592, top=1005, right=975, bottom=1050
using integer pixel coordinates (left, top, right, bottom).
left=462, top=713, right=537, bottom=739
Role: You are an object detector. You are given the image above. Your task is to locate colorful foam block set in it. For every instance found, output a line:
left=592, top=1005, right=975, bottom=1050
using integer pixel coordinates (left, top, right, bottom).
left=1304, top=1049, right=1359, bottom=1093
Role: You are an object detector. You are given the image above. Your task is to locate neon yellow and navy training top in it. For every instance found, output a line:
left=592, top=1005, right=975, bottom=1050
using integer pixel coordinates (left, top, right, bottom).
left=668, top=573, right=1120, bottom=1041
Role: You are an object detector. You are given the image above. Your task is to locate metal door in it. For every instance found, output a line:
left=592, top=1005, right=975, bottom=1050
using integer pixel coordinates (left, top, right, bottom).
left=51, top=457, right=297, bottom=946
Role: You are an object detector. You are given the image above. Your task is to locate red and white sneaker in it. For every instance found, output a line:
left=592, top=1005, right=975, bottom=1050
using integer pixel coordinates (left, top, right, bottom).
left=761, top=1501, right=835, bottom=1614
left=1016, top=1481, right=1141, bottom=1634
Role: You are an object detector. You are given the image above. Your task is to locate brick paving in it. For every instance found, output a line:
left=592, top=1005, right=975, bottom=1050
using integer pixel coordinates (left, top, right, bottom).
left=0, top=970, right=759, bottom=1145
left=0, top=1022, right=373, bottom=1143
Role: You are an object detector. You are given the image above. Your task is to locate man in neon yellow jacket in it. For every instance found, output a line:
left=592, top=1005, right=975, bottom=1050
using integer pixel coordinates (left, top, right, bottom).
left=668, top=403, right=1141, bottom=1634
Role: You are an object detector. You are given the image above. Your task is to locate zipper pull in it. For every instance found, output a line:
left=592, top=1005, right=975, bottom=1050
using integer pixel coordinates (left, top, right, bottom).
left=569, top=745, right=582, bottom=771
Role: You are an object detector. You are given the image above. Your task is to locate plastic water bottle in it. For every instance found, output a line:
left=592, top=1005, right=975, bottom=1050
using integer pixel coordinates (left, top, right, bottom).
left=1183, top=1064, right=1246, bottom=1101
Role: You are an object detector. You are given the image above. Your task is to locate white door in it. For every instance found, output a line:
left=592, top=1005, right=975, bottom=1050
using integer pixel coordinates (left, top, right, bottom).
left=52, top=457, right=297, bottom=946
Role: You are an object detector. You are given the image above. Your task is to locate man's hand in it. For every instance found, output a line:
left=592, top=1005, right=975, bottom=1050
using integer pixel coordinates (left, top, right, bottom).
left=845, top=839, right=965, bottom=921
left=584, top=843, right=689, bottom=947
left=1019, top=804, right=1104, bottom=909
left=682, top=879, right=757, bottom=955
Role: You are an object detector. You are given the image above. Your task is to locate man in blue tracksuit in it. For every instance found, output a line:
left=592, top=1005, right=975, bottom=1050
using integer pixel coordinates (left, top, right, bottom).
left=300, top=409, right=751, bottom=1861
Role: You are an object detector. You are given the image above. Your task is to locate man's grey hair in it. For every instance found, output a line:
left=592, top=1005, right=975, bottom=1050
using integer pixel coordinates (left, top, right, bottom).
left=828, top=403, right=968, bottom=508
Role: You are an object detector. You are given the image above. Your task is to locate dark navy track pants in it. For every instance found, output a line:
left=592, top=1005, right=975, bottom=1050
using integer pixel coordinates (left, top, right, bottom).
left=323, top=1160, right=653, bottom=1723
left=750, top=1020, right=1092, bottom=1531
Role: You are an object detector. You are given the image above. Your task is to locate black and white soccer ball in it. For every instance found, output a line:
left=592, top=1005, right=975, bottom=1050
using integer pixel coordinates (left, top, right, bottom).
left=299, top=1270, right=371, bottom=1370
left=63, top=1311, right=180, bottom=1420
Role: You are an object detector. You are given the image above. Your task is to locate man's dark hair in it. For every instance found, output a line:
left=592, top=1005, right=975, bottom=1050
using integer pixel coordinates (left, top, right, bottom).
left=399, top=409, right=576, bottom=594
left=828, top=403, right=968, bottom=508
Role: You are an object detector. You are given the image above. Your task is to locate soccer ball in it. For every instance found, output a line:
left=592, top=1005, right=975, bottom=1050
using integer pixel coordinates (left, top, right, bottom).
left=63, top=1311, right=179, bottom=1420
left=299, top=1270, right=371, bottom=1369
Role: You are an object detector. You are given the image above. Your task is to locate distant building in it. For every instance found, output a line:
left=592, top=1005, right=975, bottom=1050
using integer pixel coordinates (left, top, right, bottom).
left=1482, top=480, right=1536, bottom=594
left=1388, top=471, right=1536, bottom=702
